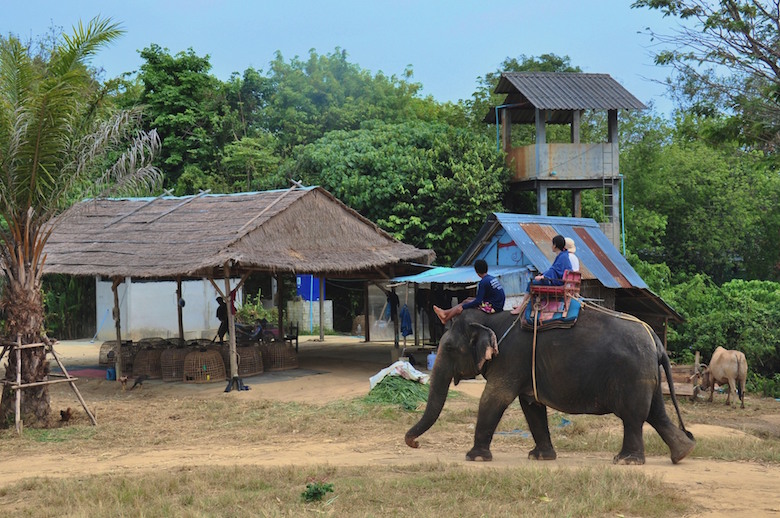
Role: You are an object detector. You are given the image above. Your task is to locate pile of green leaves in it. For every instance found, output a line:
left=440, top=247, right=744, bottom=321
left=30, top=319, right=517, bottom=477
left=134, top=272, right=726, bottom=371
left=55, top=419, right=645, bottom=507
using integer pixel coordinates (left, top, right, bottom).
left=363, top=375, right=430, bottom=410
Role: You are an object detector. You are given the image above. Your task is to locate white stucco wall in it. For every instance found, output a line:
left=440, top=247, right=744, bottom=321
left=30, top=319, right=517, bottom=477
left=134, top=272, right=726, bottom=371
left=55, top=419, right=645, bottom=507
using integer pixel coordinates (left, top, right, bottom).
left=95, top=277, right=243, bottom=342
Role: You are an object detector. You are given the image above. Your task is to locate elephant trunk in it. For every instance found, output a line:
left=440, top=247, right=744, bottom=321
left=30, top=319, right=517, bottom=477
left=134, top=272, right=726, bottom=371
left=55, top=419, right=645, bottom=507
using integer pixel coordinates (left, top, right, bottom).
left=405, top=366, right=454, bottom=448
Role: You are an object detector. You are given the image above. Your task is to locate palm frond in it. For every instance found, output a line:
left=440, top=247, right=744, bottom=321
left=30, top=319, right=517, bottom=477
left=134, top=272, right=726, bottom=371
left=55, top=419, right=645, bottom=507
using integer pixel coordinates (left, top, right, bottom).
left=52, top=17, right=124, bottom=77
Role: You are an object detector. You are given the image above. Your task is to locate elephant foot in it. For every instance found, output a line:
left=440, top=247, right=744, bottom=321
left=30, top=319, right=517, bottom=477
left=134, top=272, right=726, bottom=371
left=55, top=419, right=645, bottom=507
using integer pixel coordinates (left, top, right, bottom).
left=669, top=434, right=695, bottom=464
left=612, top=452, right=645, bottom=465
left=528, top=446, right=556, bottom=461
left=466, top=447, right=492, bottom=461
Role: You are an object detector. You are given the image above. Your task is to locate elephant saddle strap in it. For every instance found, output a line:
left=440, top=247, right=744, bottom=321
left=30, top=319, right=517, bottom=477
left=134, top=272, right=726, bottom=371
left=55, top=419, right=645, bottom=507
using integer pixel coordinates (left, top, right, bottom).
left=521, top=296, right=582, bottom=331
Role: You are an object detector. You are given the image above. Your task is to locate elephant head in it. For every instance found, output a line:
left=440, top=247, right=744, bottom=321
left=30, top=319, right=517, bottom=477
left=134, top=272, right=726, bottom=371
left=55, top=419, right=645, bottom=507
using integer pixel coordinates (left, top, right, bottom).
left=405, top=315, right=498, bottom=448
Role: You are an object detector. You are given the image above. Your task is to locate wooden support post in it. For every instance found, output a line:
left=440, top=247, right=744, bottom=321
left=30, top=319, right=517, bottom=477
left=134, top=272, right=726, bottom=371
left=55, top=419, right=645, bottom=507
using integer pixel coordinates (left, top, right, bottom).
left=363, top=281, right=370, bottom=343
left=224, top=263, right=239, bottom=385
left=15, top=335, right=21, bottom=434
left=413, top=283, right=419, bottom=347
left=277, top=274, right=284, bottom=340
left=111, top=277, right=124, bottom=381
left=319, top=276, right=325, bottom=341
left=392, top=286, right=399, bottom=349
left=176, top=277, right=185, bottom=345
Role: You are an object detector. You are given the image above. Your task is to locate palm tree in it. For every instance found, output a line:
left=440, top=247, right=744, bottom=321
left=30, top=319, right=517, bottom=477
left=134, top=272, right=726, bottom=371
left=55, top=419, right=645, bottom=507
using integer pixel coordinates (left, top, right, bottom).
left=0, top=17, right=161, bottom=427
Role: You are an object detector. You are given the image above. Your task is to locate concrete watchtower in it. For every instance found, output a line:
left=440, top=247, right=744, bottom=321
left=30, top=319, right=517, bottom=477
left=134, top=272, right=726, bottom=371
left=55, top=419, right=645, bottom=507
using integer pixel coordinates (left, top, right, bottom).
left=484, top=72, right=646, bottom=249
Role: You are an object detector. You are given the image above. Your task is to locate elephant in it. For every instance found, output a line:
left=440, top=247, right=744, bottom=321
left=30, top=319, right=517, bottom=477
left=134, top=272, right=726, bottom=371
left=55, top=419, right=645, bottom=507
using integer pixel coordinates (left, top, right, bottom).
left=405, top=306, right=695, bottom=465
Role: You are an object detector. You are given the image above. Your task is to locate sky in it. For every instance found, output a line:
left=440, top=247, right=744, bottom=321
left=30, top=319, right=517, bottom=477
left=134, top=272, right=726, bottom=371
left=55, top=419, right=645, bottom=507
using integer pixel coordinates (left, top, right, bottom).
left=2, top=0, right=680, bottom=117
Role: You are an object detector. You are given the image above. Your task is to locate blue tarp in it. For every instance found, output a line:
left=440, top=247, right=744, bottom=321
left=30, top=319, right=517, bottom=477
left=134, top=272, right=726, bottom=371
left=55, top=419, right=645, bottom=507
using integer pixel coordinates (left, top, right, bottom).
left=392, top=265, right=527, bottom=285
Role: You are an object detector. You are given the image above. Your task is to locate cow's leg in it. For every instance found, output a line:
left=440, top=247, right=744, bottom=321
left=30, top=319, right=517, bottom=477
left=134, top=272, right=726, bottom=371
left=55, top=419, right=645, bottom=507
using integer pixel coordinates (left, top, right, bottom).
left=739, top=376, right=746, bottom=409
left=726, top=377, right=736, bottom=407
left=708, top=386, right=714, bottom=403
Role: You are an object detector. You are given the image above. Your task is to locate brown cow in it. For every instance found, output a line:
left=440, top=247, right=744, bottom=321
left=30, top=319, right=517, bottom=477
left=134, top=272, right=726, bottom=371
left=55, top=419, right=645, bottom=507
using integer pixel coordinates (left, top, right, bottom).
left=698, top=346, right=748, bottom=408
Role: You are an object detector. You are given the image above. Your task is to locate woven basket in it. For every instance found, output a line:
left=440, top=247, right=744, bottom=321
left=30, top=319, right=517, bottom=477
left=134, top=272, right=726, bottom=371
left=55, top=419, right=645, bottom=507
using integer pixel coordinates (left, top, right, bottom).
left=261, top=341, right=298, bottom=371
left=98, top=340, right=136, bottom=373
left=219, top=344, right=264, bottom=377
left=137, top=337, right=170, bottom=349
left=183, top=349, right=226, bottom=383
left=132, top=348, right=163, bottom=379
left=161, top=347, right=191, bottom=382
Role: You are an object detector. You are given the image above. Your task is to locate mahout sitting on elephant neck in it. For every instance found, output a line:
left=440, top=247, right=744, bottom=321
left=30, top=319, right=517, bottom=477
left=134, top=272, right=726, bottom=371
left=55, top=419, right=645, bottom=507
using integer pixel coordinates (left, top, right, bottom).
left=405, top=307, right=695, bottom=465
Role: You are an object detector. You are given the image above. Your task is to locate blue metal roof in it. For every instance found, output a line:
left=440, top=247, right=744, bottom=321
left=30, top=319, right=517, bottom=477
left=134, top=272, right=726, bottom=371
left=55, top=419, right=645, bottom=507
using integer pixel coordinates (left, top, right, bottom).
left=457, top=213, right=647, bottom=290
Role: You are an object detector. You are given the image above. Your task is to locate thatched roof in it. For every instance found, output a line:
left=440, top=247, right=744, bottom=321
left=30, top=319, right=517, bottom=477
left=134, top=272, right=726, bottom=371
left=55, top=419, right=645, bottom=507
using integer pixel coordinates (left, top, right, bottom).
left=43, top=186, right=435, bottom=279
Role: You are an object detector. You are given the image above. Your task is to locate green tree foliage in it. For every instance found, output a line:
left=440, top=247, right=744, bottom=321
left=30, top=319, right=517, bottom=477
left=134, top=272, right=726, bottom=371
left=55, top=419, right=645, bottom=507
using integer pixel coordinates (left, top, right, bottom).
left=132, top=44, right=227, bottom=193
left=633, top=0, right=780, bottom=155
left=0, top=17, right=160, bottom=426
left=621, top=111, right=780, bottom=283
left=286, top=120, right=511, bottom=264
left=663, top=276, right=780, bottom=377
left=262, top=48, right=450, bottom=156
left=221, top=135, right=282, bottom=192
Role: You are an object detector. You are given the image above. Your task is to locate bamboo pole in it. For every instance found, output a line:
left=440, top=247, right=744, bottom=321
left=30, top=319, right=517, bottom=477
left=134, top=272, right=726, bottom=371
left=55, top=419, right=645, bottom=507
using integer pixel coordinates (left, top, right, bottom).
left=112, top=277, right=124, bottom=381
left=224, top=263, right=239, bottom=384
left=176, top=277, right=184, bottom=344
left=48, top=344, right=97, bottom=426
left=15, top=335, right=21, bottom=434
left=319, top=277, right=325, bottom=341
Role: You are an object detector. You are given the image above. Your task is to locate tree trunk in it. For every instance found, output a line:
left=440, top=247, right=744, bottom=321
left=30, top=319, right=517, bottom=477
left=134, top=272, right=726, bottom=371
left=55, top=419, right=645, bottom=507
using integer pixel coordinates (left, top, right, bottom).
left=0, top=280, right=50, bottom=428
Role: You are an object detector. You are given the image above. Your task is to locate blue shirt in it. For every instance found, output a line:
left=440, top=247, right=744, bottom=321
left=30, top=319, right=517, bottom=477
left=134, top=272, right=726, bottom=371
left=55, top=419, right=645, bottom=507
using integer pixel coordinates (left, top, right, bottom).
left=462, top=274, right=506, bottom=312
left=542, top=250, right=573, bottom=285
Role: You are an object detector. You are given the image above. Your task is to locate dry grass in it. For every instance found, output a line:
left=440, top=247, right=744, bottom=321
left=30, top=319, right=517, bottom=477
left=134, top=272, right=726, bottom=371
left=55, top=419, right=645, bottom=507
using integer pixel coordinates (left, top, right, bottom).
left=0, top=463, right=687, bottom=517
left=1, top=380, right=778, bottom=517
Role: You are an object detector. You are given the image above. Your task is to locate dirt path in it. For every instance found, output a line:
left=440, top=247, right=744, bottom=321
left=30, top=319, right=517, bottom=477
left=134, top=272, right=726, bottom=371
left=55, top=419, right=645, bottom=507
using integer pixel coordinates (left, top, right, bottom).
left=3, top=338, right=779, bottom=517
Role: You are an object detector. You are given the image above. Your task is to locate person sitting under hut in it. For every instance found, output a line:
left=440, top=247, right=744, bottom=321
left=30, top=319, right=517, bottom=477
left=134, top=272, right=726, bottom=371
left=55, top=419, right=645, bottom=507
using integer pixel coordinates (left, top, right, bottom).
left=433, top=259, right=506, bottom=324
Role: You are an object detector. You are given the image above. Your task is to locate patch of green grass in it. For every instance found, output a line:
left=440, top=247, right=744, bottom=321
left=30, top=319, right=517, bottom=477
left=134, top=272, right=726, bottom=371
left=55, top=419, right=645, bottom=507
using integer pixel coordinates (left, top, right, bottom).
left=23, top=426, right=95, bottom=443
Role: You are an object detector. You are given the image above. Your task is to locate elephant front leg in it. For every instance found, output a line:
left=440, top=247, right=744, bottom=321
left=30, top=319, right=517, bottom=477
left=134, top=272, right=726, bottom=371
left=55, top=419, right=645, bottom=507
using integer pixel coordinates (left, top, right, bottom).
left=519, top=398, right=556, bottom=460
left=466, top=388, right=515, bottom=462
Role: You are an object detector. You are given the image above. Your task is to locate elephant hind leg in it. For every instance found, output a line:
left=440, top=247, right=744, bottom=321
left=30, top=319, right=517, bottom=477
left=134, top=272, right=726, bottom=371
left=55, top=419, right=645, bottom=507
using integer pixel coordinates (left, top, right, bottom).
left=646, top=389, right=695, bottom=464
left=613, top=419, right=646, bottom=465
left=519, top=399, right=557, bottom=461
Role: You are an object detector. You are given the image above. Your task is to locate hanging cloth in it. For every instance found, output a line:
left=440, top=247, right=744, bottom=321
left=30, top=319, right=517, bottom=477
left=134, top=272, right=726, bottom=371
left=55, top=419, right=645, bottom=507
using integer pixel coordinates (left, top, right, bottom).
left=400, top=304, right=413, bottom=337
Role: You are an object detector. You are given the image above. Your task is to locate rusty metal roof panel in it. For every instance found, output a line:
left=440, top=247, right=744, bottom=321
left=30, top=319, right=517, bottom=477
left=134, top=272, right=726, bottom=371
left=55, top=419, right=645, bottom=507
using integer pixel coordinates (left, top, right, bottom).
left=495, top=72, right=647, bottom=110
left=461, top=213, right=647, bottom=290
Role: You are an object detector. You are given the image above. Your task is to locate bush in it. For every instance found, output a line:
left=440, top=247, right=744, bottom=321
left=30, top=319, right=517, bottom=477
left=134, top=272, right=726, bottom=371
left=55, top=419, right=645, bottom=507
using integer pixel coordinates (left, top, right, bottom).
left=236, top=292, right=277, bottom=325
left=663, top=277, right=780, bottom=377
left=747, top=372, right=780, bottom=398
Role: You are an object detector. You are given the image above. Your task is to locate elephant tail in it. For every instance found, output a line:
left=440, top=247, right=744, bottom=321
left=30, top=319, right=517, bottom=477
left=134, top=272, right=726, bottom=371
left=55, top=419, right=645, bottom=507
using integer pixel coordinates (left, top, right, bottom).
left=658, top=343, right=694, bottom=441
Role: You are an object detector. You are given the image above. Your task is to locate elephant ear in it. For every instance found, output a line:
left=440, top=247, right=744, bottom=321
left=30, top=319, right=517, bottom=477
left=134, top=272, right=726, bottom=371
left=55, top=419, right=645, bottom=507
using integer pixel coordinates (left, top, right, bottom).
left=468, top=322, right=498, bottom=371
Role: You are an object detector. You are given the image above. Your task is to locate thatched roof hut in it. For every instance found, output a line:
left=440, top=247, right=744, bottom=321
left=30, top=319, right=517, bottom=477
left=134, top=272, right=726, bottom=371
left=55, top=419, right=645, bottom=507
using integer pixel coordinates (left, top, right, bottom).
left=43, top=186, right=435, bottom=279
left=43, top=186, right=434, bottom=381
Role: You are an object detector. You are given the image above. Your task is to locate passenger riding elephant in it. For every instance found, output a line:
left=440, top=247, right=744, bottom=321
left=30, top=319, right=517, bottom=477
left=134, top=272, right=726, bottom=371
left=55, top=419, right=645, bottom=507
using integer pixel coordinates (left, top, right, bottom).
left=405, top=306, right=695, bottom=465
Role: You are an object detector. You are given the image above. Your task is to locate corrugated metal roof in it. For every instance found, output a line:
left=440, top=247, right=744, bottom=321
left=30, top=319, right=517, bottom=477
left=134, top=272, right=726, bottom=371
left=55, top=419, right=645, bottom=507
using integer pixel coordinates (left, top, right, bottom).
left=454, top=213, right=645, bottom=288
left=497, top=72, right=647, bottom=110
left=484, top=72, right=646, bottom=124
left=453, top=213, right=682, bottom=322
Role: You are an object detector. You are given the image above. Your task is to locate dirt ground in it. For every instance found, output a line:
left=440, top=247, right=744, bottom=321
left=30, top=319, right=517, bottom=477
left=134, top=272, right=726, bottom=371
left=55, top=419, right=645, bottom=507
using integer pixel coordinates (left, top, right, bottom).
left=3, top=336, right=780, bottom=517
